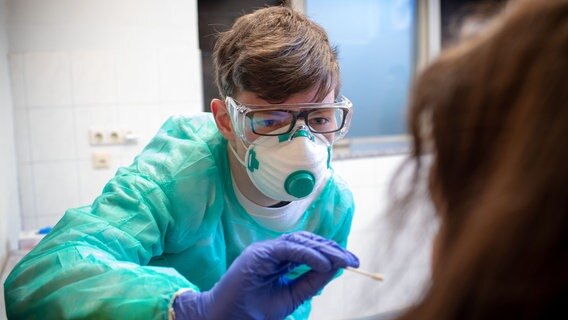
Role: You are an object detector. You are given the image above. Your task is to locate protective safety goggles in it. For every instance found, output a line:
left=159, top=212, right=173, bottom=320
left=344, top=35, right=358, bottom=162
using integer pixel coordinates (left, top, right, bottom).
left=226, top=95, right=353, bottom=145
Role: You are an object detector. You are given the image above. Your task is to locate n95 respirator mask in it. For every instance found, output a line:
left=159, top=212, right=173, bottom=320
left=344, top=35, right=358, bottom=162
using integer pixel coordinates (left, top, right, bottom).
left=230, top=128, right=331, bottom=202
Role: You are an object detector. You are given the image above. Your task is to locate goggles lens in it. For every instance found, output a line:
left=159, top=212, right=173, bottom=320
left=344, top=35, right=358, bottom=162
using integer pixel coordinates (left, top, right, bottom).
left=226, top=95, right=353, bottom=145
left=248, top=108, right=347, bottom=135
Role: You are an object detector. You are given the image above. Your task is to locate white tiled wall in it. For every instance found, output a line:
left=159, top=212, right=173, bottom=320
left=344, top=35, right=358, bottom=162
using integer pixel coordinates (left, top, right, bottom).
left=6, top=0, right=203, bottom=230
left=310, top=155, right=437, bottom=319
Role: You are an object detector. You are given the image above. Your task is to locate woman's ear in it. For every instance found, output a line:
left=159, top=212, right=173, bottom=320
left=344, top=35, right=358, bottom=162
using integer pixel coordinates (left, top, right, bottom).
left=211, top=98, right=235, bottom=141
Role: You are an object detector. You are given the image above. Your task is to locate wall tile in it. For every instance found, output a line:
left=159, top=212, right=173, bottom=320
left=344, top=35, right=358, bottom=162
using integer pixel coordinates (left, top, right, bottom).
left=161, top=102, right=199, bottom=118
left=23, top=52, right=72, bottom=107
left=153, top=26, right=198, bottom=49
left=116, top=50, right=159, bottom=103
left=116, top=103, right=172, bottom=152
left=107, top=0, right=168, bottom=28
left=13, top=109, right=31, bottom=163
left=340, top=270, right=387, bottom=316
left=159, top=48, right=198, bottom=102
left=21, top=217, right=37, bottom=231
left=374, top=154, right=407, bottom=186
left=115, top=26, right=161, bottom=51
left=70, top=51, right=116, bottom=106
left=65, top=0, right=115, bottom=26
left=335, top=157, right=378, bottom=188
left=7, top=0, right=69, bottom=25
left=76, top=159, right=120, bottom=206
left=8, top=25, right=73, bottom=52
left=346, top=228, right=394, bottom=274
left=370, top=268, right=423, bottom=314
left=28, top=107, right=77, bottom=161
left=32, top=161, right=80, bottom=216
left=311, top=206, right=435, bottom=319
left=17, top=164, right=35, bottom=219
left=363, top=219, right=433, bottom=274
left=166, top=0, right=199, bottom=28
left=332, top=159, right=355, bottom=187
left=36, top=214, right=65, bottom=229
left=351, top=185, right=389, bottom=232
left=355, top=158, right=379, bottom=185
left=63, top=25, right=119, bottom=51
left=396, top=216, right=437, bottom=268
left=8, top=54, right=26, bottom=108
left=115, top=145, right=146, bottom=168
left=114, top=104, right=203, bottom=167
left=335, top=154, right=408, bottom=189
left=314, top=255, right=430, bottom=318
left=118, top=155, right=137, bottom=168
left=311, top=274, right=346, bottom=319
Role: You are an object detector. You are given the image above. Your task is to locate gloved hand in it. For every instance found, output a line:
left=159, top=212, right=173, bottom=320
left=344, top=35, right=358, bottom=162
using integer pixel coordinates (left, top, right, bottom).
left=172, top=231, right=359, bottom=320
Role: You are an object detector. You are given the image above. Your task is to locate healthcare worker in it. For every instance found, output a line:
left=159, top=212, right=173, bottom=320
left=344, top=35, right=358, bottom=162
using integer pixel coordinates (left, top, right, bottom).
left=4, top=6, right=358, bottom=320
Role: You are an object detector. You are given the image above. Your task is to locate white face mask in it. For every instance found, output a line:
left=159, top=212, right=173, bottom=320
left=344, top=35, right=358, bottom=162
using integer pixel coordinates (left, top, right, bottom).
left=230, top=127, right=332, bottom=202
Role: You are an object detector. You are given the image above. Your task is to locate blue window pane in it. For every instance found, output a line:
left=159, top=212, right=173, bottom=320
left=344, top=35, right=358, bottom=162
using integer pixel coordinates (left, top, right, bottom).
left=307, top=0, right=416, bottom=138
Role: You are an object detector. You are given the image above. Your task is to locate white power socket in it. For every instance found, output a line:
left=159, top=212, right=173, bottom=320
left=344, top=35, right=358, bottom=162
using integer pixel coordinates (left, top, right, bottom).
left=92, top=152, right=111, bottom=169
left=88, top=128, right=137, bottom=146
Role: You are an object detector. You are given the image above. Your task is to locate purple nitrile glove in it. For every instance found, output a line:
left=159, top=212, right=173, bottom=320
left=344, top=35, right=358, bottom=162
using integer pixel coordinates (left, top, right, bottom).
left=172, top=231, right=359, bottom=320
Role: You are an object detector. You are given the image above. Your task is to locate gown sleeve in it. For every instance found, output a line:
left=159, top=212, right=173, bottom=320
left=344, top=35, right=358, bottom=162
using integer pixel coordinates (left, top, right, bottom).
left=4, top=115, right=222, bottom=320
left=324, top=174, right=356, bottom=249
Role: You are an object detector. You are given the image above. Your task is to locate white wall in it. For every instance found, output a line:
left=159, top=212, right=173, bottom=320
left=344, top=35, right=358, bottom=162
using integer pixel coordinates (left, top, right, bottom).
left=311, top=155, right=436, bottom=319
left=0, top=0, right=21, bottom=265
left=6, top=0, right=203, bottom=230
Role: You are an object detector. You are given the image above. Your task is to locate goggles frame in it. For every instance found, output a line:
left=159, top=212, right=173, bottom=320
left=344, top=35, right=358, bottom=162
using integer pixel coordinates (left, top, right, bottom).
left=226, top=95, right=353, bottom=145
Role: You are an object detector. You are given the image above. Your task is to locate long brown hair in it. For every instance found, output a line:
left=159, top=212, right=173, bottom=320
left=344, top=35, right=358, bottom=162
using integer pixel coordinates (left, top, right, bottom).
left=397, top=0, right=568, bottom=318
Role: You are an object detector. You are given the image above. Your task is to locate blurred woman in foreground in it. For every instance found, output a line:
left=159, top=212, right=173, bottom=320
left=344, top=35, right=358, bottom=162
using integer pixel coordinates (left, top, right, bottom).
left=396, top=0, right=567, bottom=318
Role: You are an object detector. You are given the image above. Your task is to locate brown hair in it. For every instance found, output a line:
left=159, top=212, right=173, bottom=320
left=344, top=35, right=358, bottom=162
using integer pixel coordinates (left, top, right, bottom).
left=446, top=1, right=506, bottom=45
left=212, top=6, right=339, bottom=102
left=396, top=0, right=568, bottom=318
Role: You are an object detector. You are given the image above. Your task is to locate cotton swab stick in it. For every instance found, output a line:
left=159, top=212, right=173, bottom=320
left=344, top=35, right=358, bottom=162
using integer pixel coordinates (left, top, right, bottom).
left=345, top=267, right=385, bottom=281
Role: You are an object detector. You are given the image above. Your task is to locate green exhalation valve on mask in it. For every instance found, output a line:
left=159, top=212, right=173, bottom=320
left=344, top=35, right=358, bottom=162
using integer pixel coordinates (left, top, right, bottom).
left=284, top=170, right=315, bottom=198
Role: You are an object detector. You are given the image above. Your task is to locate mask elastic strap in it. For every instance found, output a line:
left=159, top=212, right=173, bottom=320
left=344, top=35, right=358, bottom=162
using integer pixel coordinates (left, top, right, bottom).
left=228, top=139, right=248, bottom=168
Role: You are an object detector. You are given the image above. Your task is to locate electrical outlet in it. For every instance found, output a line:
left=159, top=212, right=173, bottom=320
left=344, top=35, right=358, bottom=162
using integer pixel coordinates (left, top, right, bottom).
left=88, top=128, right=137, bottom=146
left=92, top=152, right=111, bottom=169
left=108, top=130, right=125, bottom=144
left=89, top=130, right=105, bottom=145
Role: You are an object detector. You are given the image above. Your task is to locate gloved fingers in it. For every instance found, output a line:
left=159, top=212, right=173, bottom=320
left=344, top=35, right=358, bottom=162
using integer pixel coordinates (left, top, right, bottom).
left=280, top=232, right=359, bottom=269
left=271, top=240, right=337, bottom=273
left=287, top=269, right=338, bottom=305
left=233, top=240, right=329, bottom=278
left=172, top=290, right=206, bottom=319
left=282, top=231, right=339, bottom=247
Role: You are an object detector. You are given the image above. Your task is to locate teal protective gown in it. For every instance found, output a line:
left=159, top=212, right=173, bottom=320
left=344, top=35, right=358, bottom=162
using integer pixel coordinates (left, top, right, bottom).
left=4, top=113, right=354, bottom=320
